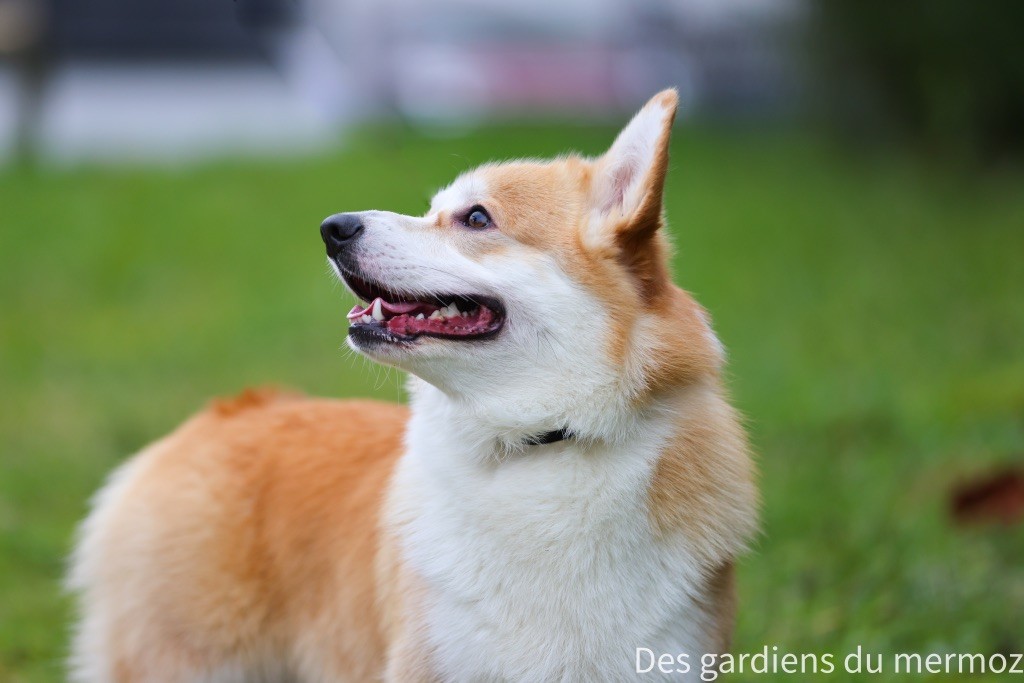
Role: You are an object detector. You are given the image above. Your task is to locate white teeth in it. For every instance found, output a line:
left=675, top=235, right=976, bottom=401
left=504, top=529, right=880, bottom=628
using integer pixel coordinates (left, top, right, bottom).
left=416, top=313, right=425, bottom=320
left=426, top=304, right=463, bottom=320
left=361, top=315, right=372, bottom=324
left=371, top=299, right=384, bottom=321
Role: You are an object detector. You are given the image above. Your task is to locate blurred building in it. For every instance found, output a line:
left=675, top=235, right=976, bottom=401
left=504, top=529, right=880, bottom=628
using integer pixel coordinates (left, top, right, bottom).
left=0, top=0, right=799, bottom=164
left=328, top=0, right=799, bottom=125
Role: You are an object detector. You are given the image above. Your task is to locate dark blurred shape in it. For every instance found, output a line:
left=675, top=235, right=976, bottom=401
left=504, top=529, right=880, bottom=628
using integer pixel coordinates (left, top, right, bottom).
left=951, top=467, right=1024, bottom=526
left=0, top=0, right=46, bottom=55
left=1, top=0, right=48, bottom=162
left=47, top=0, right=296, bottom=60
left=810, top=0, right=1024, bottom=163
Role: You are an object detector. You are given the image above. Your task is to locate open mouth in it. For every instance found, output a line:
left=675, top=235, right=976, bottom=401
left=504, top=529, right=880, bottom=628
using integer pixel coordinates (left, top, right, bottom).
left=342, top=272, right=504, bottom=342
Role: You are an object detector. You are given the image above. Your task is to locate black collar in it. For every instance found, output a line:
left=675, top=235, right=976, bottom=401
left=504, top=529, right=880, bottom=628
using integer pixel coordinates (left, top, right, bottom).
left=523, top=428, right=572, bottom=446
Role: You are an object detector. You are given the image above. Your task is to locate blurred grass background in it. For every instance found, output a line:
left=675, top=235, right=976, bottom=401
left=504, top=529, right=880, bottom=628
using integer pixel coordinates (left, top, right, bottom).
left=1, top=124, right=1023, bottom=681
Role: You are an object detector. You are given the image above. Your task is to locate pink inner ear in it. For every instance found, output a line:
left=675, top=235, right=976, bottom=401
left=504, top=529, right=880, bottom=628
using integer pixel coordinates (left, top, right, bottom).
left=604, top=159, right=637, bottom=214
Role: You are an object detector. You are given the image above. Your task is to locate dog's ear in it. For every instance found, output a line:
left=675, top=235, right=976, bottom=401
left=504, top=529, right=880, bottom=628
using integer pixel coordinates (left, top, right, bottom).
left=587, top=89, right=678, bottom=299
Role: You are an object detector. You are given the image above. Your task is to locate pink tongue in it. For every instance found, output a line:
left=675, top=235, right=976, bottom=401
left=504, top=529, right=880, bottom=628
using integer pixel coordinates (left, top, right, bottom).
left=381, top=300, right=423, bottom=314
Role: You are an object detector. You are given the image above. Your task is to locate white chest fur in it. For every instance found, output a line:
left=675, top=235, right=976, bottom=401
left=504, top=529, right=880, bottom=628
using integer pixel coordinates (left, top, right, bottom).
left=388, top=400, right=717, bottom=682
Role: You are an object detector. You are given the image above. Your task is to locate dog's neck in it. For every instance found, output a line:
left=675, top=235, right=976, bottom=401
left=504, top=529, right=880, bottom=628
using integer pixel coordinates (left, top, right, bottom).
left=404, top=373, right=695, bottom=461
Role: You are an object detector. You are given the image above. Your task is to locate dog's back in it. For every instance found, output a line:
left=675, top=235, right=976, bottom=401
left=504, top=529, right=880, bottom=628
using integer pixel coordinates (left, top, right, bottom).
left=68, top=389, right=406, bottom=682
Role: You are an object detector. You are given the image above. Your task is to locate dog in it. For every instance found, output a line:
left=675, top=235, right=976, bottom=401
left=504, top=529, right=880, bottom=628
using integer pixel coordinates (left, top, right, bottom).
left=67, top=89, right=758, bottom=682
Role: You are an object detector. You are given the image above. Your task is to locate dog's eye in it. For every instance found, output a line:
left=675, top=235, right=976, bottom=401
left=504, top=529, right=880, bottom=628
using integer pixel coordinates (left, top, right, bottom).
left=464, top=206, right=491, bottom=229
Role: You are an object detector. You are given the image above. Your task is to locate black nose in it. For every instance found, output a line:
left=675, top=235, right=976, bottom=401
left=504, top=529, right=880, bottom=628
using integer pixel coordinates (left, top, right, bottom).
left=320, top=213, right=364, bottom=257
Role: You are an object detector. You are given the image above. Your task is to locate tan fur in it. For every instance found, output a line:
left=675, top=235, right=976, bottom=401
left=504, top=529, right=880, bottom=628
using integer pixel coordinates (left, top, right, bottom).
left=73, top=390, right=406, bottom=681
left=648, top=383, right=758, bottom=557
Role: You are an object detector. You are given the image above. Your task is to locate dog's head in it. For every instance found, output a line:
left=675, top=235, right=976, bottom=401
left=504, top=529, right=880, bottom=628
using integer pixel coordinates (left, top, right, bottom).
left=322, top=90, right=723, bottom=439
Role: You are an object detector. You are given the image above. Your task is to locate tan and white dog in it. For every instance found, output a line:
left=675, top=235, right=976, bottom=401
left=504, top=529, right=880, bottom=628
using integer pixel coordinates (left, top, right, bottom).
left=68, top=90, right=757, bottom=682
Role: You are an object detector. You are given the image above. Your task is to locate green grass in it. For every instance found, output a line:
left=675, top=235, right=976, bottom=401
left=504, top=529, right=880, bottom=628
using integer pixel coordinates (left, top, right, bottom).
left=1, top=124, right=1022, bottom=682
